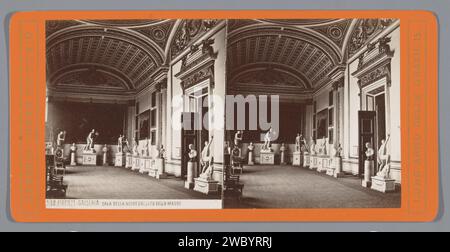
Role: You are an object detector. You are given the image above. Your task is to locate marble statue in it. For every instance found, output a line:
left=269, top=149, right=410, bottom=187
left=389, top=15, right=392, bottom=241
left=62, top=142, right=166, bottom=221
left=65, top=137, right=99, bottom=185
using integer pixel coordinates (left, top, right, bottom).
left=365, top=142, right=374, bottom=160
left=132, top=137, right=138, bottom=156
left=188, top=144, right=198, bottom=162
left=247, top=142, right=254, bottom=165
left=262, top=127, right=274, bottom=151
left=234, top=131, right=243, bottom=147
left=142, top=138, right=149, bottom=157
left=200, top=136, right=214, bottom=179
left=376, top=134, right=391, bottom=178
left=84, top=129, right=96, bottom=152
left=334, top=143, right=343, bottom=157
left=224, top=141, right=231, bottom=155
left=309, top=137, right=316, bottom=155
left=159, top=145, right=165, bottom=159
left=295, top=133, right=301, bottom=152
left=321, top=137, right=327, bottom=155
left=117, top=135, right=124, bottom=153
left=280, top=143, right=287, bottom=164
left=102, top=144, right=108, bottom=165
left=70, top=143, right=77, bottom=165
left=122, top=138, right=130, bottom=153
left=57, top=131, right=66, bottom=147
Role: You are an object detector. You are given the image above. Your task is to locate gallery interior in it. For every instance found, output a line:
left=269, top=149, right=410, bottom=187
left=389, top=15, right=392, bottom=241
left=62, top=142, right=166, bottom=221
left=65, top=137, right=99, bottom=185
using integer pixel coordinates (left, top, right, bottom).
left=225, top=19, right=401, bottom=208
left=45, top=18, right=401, bottom=208
left=45, top=19, right=226, bottom=200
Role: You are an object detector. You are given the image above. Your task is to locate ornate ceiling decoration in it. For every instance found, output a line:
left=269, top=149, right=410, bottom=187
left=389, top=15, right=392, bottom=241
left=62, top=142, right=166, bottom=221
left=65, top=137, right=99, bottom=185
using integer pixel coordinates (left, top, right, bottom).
left=46, top=22, right=169, bottom=94
left=234, top=68, right=307, bottom=88
left=80, top=19, right=166, bottom=27
left=227, top=25, right=341, bottom=91
left=56, top=68, right=128, bottom=91
left=134, top=20, right=176, bottom=50
left=309, top=19, right=351, bottom=48
left=259, top=19, right=339, bottom=26
left=169, top=19, right=220, bottom=60
left=347, top=18, right=395, bottom=58
left=46, top=20, right=83, bottom=37
left=227, top=19, right=396, bottom=93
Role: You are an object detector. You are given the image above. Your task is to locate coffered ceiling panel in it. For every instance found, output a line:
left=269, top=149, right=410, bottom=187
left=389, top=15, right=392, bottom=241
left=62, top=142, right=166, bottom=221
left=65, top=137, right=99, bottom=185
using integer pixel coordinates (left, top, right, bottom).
left=227, top=25, right=342, bottom=91
left=46, top=23, right=167, bottom=94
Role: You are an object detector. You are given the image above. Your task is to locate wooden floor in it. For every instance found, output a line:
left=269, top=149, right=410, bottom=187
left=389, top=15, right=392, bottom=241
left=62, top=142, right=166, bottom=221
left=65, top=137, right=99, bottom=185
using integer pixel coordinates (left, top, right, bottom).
left=225, top=165, right=401, bottom=209
left=61, top=165, right=219, bottom=200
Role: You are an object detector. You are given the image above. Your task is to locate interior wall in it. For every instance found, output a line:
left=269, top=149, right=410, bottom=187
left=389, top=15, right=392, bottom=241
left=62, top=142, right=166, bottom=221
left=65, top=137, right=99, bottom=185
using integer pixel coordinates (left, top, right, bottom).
left=342, top=24, right=401, bottom=181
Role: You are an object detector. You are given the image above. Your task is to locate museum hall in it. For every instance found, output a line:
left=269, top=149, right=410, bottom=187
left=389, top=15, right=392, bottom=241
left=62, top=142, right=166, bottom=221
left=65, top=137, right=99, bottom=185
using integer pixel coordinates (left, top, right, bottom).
left=224, top=19, right=401, bottom=208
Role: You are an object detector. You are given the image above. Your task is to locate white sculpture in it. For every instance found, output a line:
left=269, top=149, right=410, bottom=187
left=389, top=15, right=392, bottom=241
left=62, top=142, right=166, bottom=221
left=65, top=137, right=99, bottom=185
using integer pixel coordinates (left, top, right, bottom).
left=132, top=137, right=138, bottom=156
left=376, top=135, right=391, bottom=178
left=280, top=143, right=287, bottom=164
left=365, top=142, right=374, bottom=160
left=84, top=129, right=96, bottom=152
left=334, top=143, right=343, bottom=157
left=158, top=145, right=165, bottom=159
left=321, top=137, right=327, bottom=155
left=142, top=138, right=150, bottom=157
left=234, top=131, right=243, bottom=147
left=117, top=135, right=124, bottom=153
left=295, top=133, right=301, bottom=152
left=70, top=143, right=77, bottom=165
left=200, top=136, right=214, bottom=180
left=102, top=144, right=108, bottom=165
left=247, top=142, right=254, bottom=165
left=310, top=137, right=316, bottom=155
left=262, top=127, right=274, bottom=151
left=188, top=144, right=198, bottom=162
left=57, top=131, right=66, bottom=147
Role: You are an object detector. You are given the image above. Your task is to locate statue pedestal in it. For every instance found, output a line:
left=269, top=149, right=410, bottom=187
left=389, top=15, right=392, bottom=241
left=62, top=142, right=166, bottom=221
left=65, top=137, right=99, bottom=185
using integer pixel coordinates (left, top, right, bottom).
left=155, top=158, right=167, bottom=179
left=292, top=152, right=302, bottom=166
left=260, top=152, right=275, bottom=165
left=82, top=152, right=97, bottom=165
left=371, top=176, right=396, bottom=193
left=280, top=152, right=287, bottom=165
left=184, top=161, right=196, bottom=189
left=131, top=156, right=140, bottom=171
left=326, top=158, right=335, bottom=176
left=139, top=156, right=151, bottom=174
left=125, top=153, right=132, bottom=168
left=70, top=152, right=76, bottom=166
left=193, top=177, right=219, bottom=195
left=102, top=153, right=108, bottom=166
left=303, top=153, right=310, bottom=168
left=114, top=153, right=125, bottom=167
left=310, top=155, right=318, bottom=170
left=149, top=160, right=160, bottom=178
left=362, top=160, right=374, bottom=187
left=316, top=156, right=326, bottom=172
left=333, top=157, right=344, bottom=178
left=248, top=152, right=254, bottom=165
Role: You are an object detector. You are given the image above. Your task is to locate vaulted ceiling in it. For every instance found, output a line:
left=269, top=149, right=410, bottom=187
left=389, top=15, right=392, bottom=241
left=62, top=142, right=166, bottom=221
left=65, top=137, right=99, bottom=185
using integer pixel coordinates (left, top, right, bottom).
left=46, top=19, right=221, bottom=96
left=227, top=18, right=395, bottom=96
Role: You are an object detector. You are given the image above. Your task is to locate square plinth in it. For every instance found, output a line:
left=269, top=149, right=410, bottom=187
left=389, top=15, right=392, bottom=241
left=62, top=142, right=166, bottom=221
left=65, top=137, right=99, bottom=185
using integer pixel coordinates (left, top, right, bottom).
left=371, top=176, right=396, bottom=193
left=115, top=153, right=125, bottom=167
left=193, top=178, right=219, bottom=195
left=260, top=152, right=275, bottom=165
left=82, top=153, right=97, bottom=165
left=292, top=152, right=302, bottom=166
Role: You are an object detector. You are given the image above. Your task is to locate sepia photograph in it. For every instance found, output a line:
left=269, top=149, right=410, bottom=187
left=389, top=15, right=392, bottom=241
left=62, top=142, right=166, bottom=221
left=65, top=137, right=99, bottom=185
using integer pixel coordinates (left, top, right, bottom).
left=45, top=19, right=226, bottom=209
left=223, top=18, right=401, bottom=209
left=44, top=18, right=401, bottom=210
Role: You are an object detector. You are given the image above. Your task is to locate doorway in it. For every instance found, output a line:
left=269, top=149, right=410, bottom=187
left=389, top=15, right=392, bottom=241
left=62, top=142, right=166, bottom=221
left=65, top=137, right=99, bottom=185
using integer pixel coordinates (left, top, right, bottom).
left=181, top=87, right=210, bottom=179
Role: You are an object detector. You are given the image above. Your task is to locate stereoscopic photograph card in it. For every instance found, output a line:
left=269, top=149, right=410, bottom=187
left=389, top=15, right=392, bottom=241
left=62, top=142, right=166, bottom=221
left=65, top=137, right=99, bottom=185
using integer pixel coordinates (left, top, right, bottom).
left=9, top=10, right=438, bottom=222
